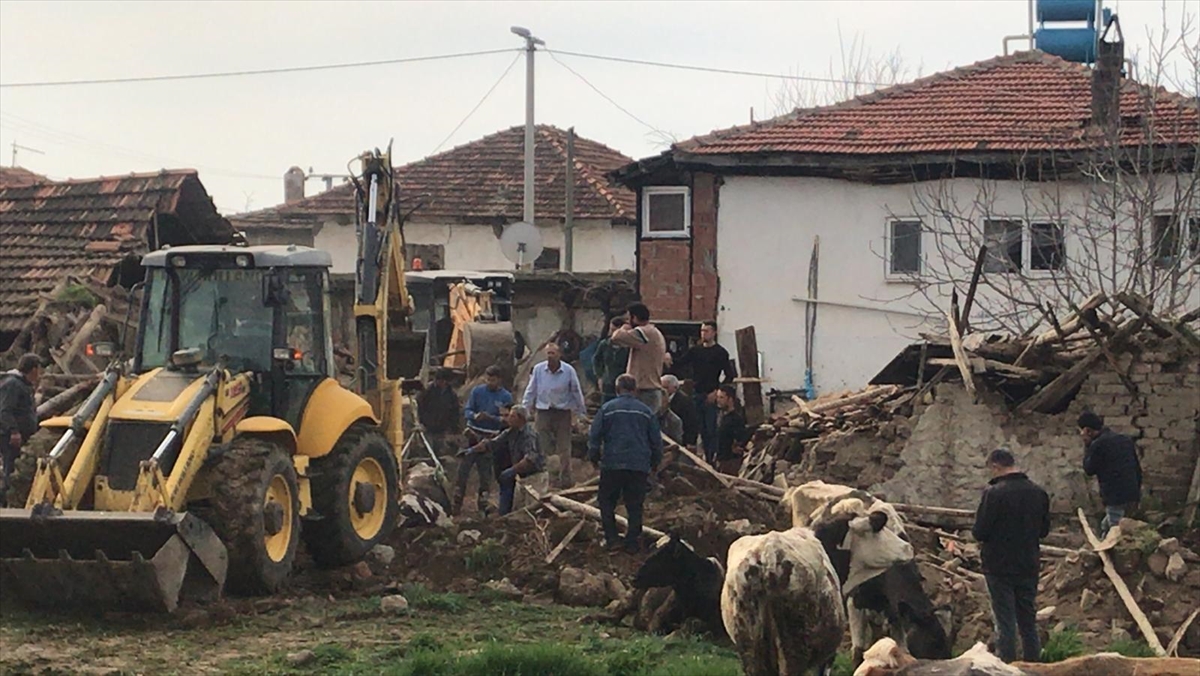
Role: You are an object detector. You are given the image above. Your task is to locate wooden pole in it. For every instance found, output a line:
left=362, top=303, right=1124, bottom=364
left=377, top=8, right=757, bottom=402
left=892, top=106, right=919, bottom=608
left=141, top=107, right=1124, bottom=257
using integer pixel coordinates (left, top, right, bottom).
left=735, top=326, right=765, bottom=426
left=544, top=494, right=666, bottom=540
left=545, top=520, right=586, bottom=565
left=1077, top=508, right=1167, bottom=656
left=36, top=378, right=99, bottom=421
left=959, top=244, right=988, bottom=335
left=945, top=309, right=976, bottom=401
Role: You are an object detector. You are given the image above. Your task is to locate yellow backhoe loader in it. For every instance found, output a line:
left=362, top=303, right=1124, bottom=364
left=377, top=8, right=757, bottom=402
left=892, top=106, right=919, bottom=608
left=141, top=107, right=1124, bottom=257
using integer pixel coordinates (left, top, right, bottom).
left=0, top=145, right=416, bottom=612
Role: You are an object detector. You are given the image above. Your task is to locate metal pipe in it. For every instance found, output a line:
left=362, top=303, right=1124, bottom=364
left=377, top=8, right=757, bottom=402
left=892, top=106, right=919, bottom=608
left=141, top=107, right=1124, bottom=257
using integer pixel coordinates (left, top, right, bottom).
left=790, top=295, right=928, bottom=318
left=150, top=367, right=221, bottom=464
left=512, top=27, right=543, bottom=229
left=1028, top=0, right=1035, bottom=44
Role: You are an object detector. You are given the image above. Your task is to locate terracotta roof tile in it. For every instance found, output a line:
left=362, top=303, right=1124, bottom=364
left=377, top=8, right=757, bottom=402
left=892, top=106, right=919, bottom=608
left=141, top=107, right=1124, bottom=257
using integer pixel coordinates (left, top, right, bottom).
left=673, top=51, right=1198, bottom=157
left=0, top=167, right=49, bottom=189
left=0, top=170, right=233, bottom=332
left=233, top=125, right=636, bottom=230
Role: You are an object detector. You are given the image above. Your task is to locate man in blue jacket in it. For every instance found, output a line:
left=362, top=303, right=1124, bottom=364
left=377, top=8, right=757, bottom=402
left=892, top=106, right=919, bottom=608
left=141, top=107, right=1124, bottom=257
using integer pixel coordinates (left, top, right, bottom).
left=588, top=374, right=663, bottom=553
left=453, top=365, right=513, bottom=515
left=1079, top=412, right=1143, bottom=537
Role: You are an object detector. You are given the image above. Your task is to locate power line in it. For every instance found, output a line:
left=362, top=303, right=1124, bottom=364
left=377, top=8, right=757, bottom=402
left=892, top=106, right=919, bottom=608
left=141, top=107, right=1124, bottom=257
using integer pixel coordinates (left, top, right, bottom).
left=549, top=49, right=894, bottom=87
left=430, top=52, right=522, bottom=155
left=546, top=50, right=675, bottom=144
left=0, top=112, right=279, bottom=180
left=0, top=48, right=519, bottom=88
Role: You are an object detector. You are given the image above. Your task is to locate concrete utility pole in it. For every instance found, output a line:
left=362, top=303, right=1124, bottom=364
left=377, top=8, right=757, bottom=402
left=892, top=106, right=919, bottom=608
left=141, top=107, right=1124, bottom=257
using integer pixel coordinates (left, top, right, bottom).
left=511, top=26, right=543, bottom=227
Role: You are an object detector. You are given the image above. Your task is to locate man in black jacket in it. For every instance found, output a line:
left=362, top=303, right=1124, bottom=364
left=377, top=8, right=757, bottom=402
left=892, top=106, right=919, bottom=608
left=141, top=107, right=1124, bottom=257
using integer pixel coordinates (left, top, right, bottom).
left=1078, top=412, right=1142, bottom=537
left=972, top=448, right=1050, bottom=664
left=0, top=354, right=41, bottom=502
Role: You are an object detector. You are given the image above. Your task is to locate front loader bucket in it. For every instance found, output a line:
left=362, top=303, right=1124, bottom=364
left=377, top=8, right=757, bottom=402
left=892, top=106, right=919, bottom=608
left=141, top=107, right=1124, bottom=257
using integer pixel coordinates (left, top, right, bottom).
left=0, top=509, right=228, bottom=613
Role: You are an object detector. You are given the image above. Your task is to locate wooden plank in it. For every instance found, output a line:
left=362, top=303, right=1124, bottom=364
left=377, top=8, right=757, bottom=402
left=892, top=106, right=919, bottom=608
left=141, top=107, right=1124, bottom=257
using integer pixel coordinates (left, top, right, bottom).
left=926, top=358, right=1042, bottom=380
left=945, top=309, right=976, bottom=400
left=894, top=503, right=976, bottom=519
left=1167, top=607, right=1200, bottom=657
left=1018, top=318, right=1144, bottom=414
left=1115, top=291, right=1200, bottom=351
left=665, top=433, right=732, bottom=488
left=734, top=326, right=765, bottom=426
left=544, top=494, right=666, bottom=540
left=545, top=520, right=586, bottom=565
left=1077, top=508, right=1167, bottom=656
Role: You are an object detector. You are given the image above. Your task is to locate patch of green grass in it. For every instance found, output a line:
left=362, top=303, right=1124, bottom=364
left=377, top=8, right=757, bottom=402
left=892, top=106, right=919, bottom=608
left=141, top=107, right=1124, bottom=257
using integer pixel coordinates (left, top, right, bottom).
left=55, top=284, right=99, bottom=308
left=464, top=539, right=506, bottom=574
left=1107, top=638, right=1156, bottom=658
left=403, top=584, right=468, bottom=613
left=407, top=632, right=444, bottom=654
left=829, top=652, right=854, bottom=676
left=310, top=643, right=353, bottom=666
left=1042, top=627, right=1086, bottom=663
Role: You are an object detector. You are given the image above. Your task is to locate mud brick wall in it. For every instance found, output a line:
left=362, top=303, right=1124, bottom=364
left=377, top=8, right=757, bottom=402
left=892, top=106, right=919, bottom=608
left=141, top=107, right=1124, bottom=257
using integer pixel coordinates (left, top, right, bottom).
left=1070, top=338, right=1200, bottom=509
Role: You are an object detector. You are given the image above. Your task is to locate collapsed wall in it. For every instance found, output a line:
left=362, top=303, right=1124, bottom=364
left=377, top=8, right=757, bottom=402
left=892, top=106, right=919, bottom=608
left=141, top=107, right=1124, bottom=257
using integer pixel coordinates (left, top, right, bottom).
left=768, top=334, right=1199, bottom=516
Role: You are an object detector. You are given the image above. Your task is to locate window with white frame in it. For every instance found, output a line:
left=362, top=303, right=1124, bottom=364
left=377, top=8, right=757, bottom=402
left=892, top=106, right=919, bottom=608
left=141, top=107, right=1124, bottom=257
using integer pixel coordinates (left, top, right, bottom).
left=982, top=219, right=1065, bottom=273
left=1152, top=213, right=1200, bottom=268
left=887, top=220, right=922, bottom=276
left=642, top=187, right=690, bottom=238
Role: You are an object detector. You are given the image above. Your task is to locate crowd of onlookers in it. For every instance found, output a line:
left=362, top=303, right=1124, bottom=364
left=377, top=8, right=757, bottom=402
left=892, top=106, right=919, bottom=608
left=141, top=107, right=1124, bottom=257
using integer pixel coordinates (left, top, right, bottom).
left=416, top=303, right=746, bottom=552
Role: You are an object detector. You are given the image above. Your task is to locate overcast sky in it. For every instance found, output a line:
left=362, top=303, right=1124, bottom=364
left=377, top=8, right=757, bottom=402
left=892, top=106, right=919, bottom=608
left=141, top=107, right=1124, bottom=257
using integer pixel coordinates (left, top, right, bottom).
left=1, top=0, right=1195, bottom=215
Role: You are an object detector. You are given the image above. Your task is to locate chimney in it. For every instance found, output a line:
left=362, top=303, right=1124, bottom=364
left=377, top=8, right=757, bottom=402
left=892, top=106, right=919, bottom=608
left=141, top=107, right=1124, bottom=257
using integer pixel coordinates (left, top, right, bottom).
left=284, top=166, right=306, bottom=204
left=1092, top=16, right=1124, bottom=133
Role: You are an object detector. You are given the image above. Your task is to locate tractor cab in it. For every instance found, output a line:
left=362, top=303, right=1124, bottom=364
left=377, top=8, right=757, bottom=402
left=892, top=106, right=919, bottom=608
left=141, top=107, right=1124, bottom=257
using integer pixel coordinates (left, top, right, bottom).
left=402, top=270, right=514, bottom=376
left=139, top=244, right=334, bottom=429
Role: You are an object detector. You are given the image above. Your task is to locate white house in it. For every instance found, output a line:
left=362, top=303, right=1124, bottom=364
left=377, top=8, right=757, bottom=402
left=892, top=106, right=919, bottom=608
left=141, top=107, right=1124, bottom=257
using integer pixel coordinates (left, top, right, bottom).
left=615, top=50, right=1199, bottom=395
left=232, top=125, right=637, bottom=274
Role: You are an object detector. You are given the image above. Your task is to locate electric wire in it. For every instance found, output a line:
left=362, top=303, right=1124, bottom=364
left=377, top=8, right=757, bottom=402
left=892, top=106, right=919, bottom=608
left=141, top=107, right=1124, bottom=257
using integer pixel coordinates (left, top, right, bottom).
left=430, top=52, right=523, bottom=155
left=545, top=50, right=674, bottom=143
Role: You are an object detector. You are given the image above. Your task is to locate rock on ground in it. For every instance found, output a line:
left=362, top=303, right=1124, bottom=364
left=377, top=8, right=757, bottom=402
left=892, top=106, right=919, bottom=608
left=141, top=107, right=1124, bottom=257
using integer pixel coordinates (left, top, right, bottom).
left=558, top=566, right=618, bottom=607
left=286, top=650, right=317, bottom=667
left=484, top=578, right=524, bottom=600
left=380, top=595, right=410, bottom=614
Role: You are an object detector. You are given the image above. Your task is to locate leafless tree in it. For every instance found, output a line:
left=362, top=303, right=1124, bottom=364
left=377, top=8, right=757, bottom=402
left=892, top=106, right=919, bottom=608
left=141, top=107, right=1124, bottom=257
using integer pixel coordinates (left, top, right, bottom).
left=772, top=27, right=922, bottom=114
left=873, top=17, right=1199, bottom=336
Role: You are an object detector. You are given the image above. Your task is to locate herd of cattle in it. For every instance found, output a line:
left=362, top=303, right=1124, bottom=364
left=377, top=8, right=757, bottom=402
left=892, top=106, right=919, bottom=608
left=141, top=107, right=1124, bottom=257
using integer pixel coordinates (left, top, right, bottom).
left=629, top=480, right=1198, bottom=676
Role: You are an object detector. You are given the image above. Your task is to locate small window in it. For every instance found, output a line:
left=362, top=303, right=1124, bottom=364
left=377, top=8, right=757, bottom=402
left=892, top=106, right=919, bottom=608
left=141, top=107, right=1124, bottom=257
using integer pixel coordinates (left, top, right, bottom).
left=1153, top=214, right=1180, bottom=268
left=408, top=243, right=445, bottom=270
left=642, top=187, right=690, bottom=238
left=984, top=219, right=1023, bottom=273
left=888, top=220, right=922, bottom=275
left=1030, top=222, right=1065, bottom=271
left=534, top=247, right=560, bottom=271
left=1188, top=216, right=1200, bottom=262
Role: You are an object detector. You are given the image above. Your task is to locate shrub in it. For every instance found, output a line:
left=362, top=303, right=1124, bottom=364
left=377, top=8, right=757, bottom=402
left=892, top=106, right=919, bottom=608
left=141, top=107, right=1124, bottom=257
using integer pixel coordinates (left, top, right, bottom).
left=1107, top=638, right=1156, bottom=658
left=1042, top=627, right=1086, bottom=663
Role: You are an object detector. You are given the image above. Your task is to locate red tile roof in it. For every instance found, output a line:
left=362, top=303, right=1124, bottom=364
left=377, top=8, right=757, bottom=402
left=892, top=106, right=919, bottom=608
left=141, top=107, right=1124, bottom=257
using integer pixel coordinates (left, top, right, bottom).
left=0, top=167, right=49, bottom=189
left=674, top=51, right=1198, bottom=157
left=233, top=125, right=636, bottom=231
left=0, top=170, right=233, bottom=332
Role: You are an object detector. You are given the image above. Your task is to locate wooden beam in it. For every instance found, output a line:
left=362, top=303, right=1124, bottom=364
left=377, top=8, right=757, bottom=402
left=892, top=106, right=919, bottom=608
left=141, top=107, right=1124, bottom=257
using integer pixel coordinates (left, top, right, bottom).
left=664, top=434, right=732, bottom=488
left=544, top=494, right=666, bottom=540
left=894, top=503, right=976, bottom=519
left=926, top=358, right=1043, bottom=380
left=545, top=520, right=586, bottom=565
left=945, top=309, right=976, bottom=400
left=1167, top=607, right=1200, bottom=657
left=1018, top=319, right=1144, bottom=414
left=1115, top=292, right=1200, bottom=352
left=1077, top=508, right=1167, bottom=656
left=959, top=245, right=988, bottom=335
left=735, top=326, right=765, bottom=426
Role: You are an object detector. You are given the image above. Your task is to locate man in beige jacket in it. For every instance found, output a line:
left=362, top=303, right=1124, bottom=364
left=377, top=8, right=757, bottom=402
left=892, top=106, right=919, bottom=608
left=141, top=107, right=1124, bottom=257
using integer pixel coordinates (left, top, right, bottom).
left=612, top=303, right=666, bottom=414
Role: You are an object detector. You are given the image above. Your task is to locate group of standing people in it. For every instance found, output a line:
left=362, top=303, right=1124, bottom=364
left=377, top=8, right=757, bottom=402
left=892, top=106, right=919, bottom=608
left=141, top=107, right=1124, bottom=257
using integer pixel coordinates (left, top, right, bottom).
left=972, top=412, right=1143, bottom=664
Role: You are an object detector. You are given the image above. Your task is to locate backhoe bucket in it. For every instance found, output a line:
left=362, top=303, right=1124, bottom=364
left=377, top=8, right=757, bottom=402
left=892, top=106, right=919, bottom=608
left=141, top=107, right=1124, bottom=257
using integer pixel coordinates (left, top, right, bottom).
left=0, top=509, right=228, bottom=613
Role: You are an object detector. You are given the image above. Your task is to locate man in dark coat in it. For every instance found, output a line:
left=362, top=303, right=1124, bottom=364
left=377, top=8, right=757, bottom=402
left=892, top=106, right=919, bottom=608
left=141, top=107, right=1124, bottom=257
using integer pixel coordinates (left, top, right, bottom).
left=661, top=374, right=699, bottom=448
left=1078, top=412, right=1143, bottom=537
left=972, top=448, right=1050, bottom=664
left=0, top=354, right=41, bottom=502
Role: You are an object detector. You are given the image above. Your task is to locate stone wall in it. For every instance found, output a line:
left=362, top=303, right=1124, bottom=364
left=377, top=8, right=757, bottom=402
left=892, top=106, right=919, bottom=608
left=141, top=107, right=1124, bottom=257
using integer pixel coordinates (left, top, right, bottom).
left=858, top=335, right=1199, bottom=514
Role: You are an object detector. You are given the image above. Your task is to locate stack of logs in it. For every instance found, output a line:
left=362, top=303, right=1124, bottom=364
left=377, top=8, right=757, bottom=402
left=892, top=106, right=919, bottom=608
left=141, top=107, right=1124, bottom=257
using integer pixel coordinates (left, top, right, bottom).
left=1, top=276, right=138, bottom=421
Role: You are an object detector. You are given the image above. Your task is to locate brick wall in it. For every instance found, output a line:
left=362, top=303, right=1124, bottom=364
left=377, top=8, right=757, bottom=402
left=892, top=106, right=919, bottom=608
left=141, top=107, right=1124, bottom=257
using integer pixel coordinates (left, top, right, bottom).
left=690, top=173, right=719, bottom=320
left=639, top=239, right=691, bottom=321
left=1071, top=338, right=1200, bottom=509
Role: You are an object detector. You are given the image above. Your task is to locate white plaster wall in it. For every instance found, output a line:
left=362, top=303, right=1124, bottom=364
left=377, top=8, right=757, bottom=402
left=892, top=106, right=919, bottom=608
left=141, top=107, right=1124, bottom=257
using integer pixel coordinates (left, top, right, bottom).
left=313, top=218, right=635, bottom=274
left=716, top=175, right=1199, bottom=394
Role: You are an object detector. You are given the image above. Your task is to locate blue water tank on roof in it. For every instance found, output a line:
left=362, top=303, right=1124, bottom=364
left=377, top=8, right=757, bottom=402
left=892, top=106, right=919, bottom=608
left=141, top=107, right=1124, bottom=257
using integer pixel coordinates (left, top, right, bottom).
left=1036, top=26, right=1099, bottom=63
left=1038, top=0, right=1097, bottom=24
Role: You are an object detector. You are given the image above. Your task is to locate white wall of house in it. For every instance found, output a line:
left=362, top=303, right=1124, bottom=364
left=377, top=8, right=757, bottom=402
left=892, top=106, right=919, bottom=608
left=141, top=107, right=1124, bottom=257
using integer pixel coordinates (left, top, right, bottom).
left=313, top=218, right=635, bottom=274
left=715, top=175, right=1199, bottom=394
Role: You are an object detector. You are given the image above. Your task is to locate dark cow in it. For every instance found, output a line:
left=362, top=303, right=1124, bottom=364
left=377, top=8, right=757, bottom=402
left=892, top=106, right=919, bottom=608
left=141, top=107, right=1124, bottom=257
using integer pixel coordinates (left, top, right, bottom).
left=811, top=497, right=951, bottom=666
left=631, top=534, right=727, bottom=638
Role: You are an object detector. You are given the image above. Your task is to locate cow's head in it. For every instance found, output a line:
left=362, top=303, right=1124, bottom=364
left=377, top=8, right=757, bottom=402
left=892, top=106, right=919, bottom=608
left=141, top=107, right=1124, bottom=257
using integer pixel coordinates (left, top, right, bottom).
left=634, top=535, right=717, bottom=589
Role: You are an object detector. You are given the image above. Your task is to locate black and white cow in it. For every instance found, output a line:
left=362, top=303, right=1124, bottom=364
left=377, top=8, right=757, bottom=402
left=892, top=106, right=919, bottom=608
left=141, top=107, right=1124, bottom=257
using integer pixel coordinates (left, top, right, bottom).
left=630, top=534, right=727, bottom=638
left=721, top=527, right=846, bottom=676
left=809, top=494, right=951, bottom=665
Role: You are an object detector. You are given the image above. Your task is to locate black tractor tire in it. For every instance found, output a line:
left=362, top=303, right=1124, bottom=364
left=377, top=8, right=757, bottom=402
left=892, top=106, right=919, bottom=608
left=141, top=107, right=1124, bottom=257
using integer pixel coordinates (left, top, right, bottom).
left=203, top=437, right=301, bottom=596
left=302, top=424, right=400, bottom=568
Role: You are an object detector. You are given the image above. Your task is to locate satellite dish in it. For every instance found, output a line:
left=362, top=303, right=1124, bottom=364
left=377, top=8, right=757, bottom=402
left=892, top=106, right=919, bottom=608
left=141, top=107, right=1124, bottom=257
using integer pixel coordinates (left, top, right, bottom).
left=499, top=221, right=543, bottom=269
